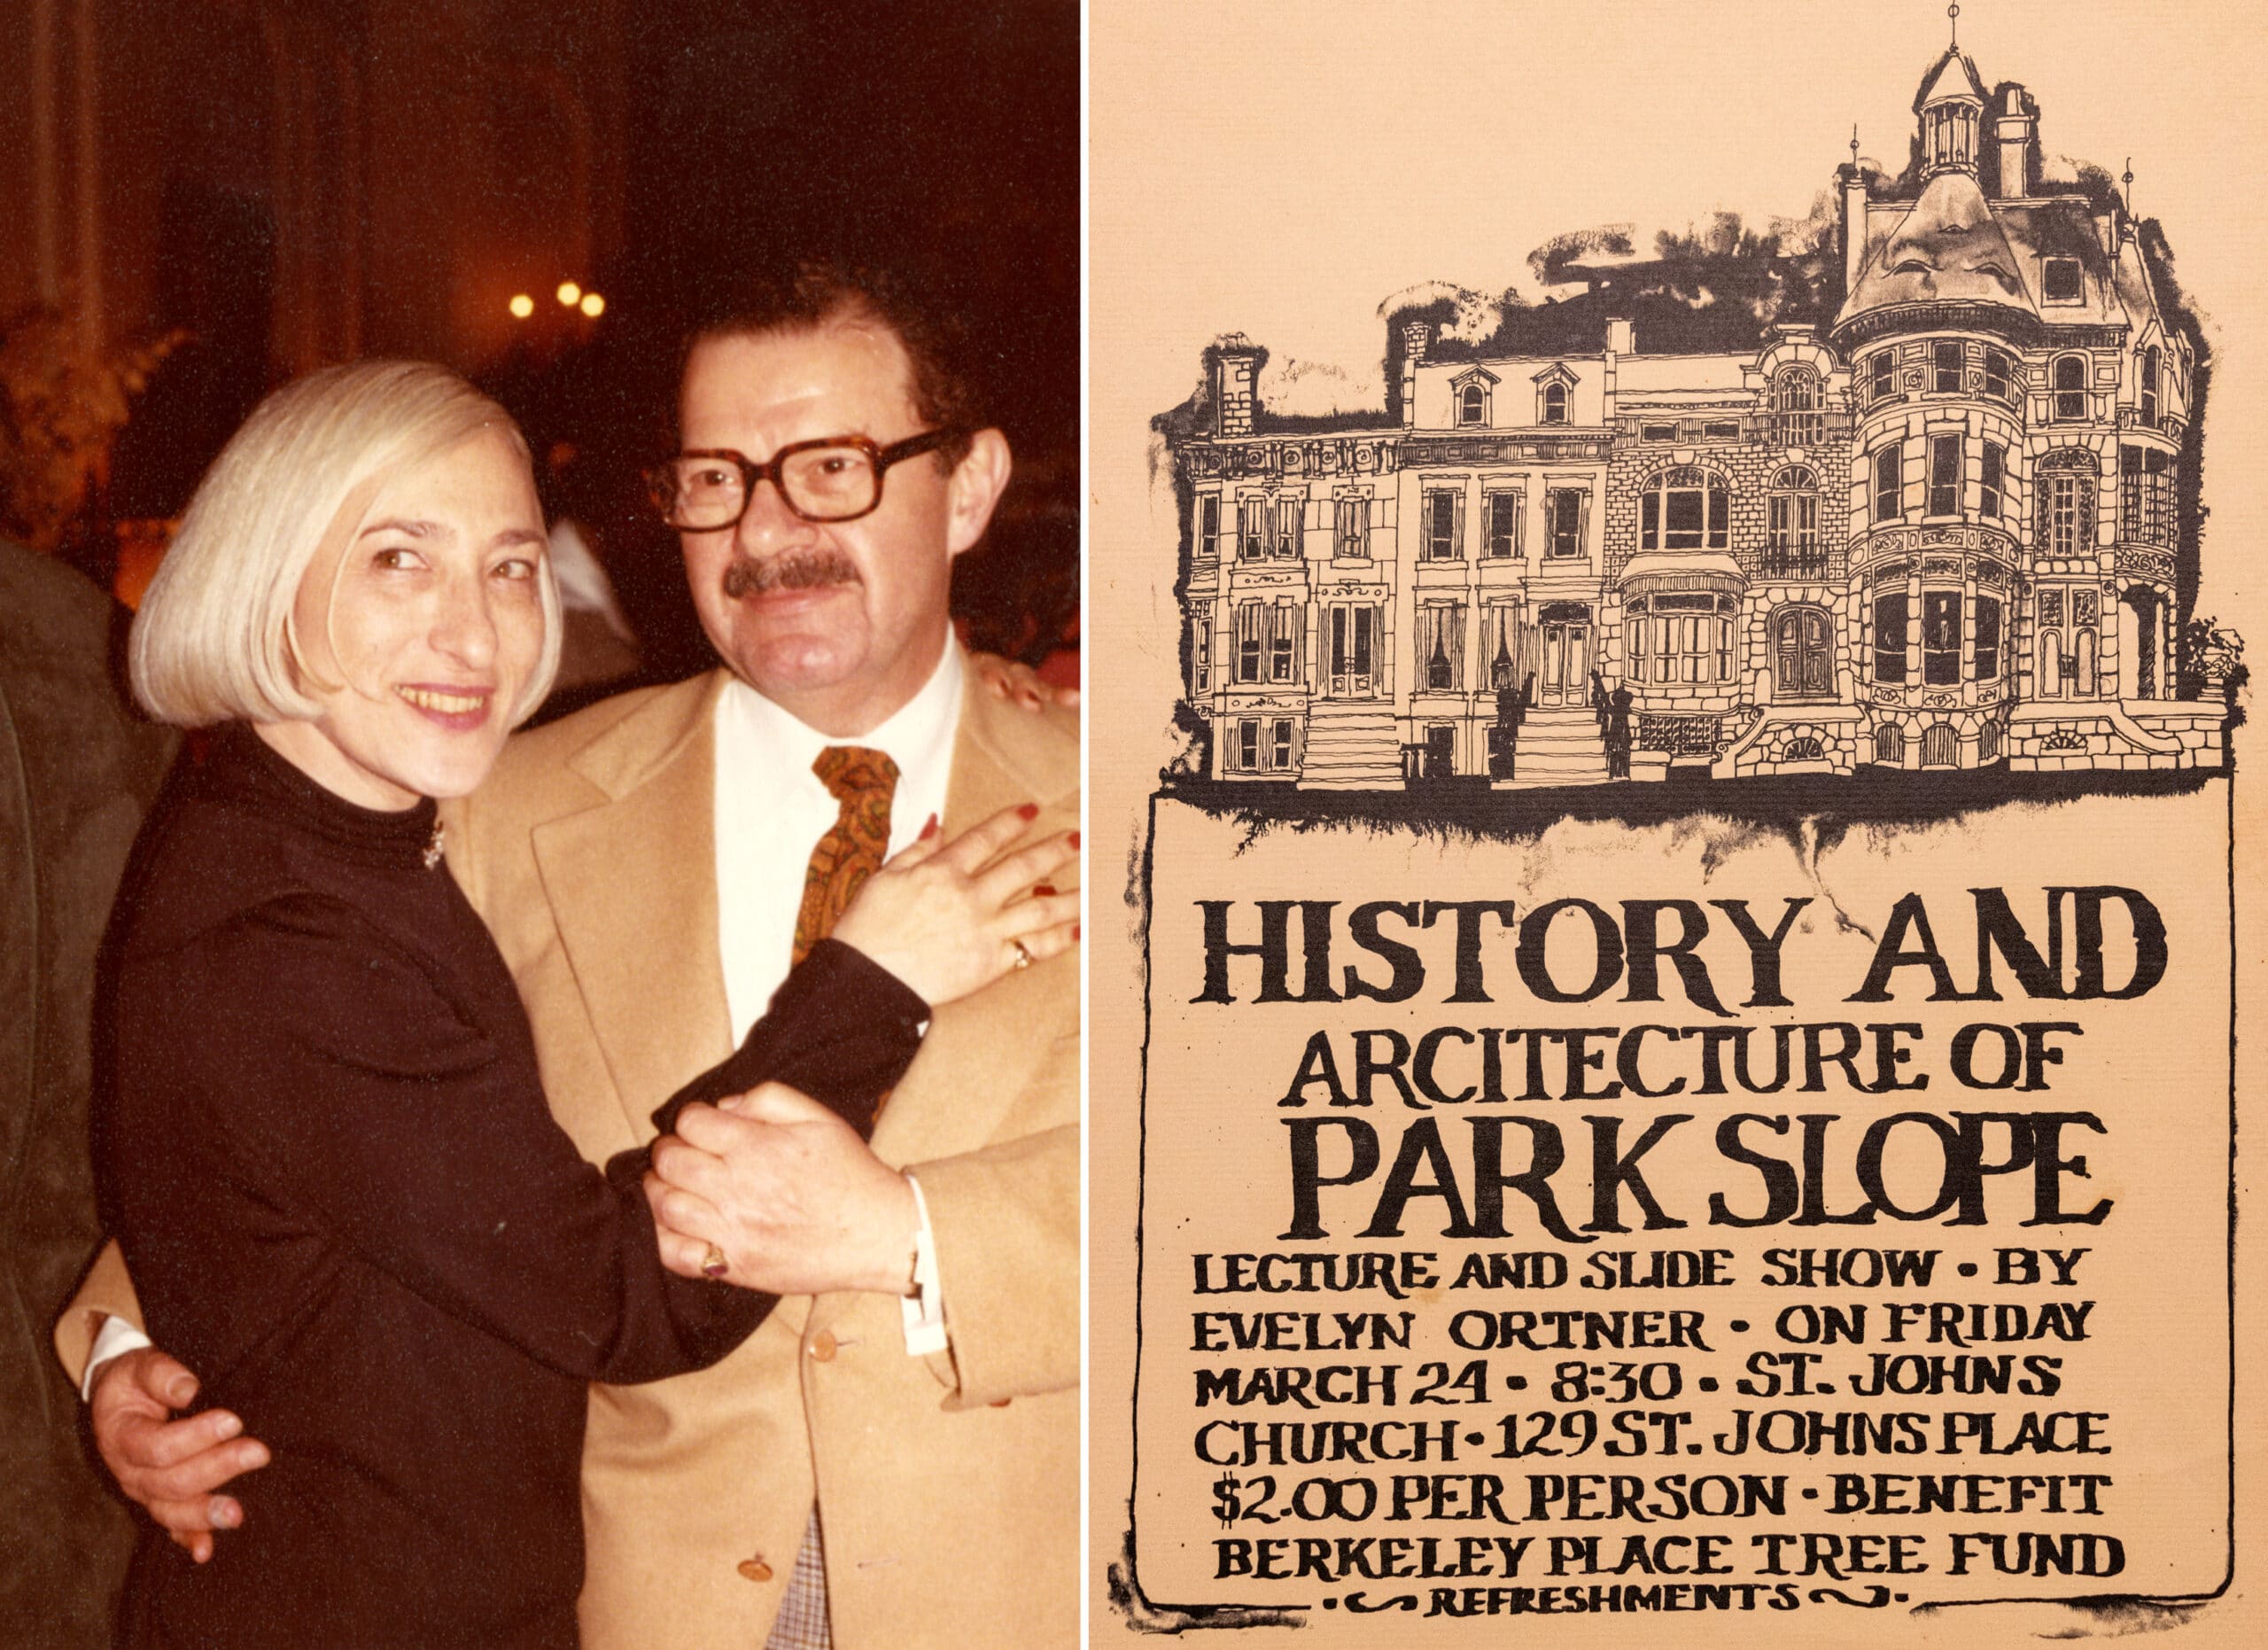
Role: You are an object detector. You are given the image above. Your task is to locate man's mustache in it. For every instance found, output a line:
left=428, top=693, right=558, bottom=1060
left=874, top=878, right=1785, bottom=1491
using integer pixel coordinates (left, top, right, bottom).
left=721, top=550, right=862, bottom=601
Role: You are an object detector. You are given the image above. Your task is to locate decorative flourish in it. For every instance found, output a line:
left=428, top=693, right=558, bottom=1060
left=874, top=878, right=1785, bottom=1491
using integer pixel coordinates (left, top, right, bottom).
left=1810, top=1584, right=1894, bottom=1607
left=1342, top=1592, right=1420, bottom=1613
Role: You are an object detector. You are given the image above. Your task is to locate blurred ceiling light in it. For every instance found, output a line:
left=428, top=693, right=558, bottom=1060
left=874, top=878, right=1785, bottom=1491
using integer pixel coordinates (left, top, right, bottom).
left=509, top=293, right=535, bottom=318
left=579, top=292, right=606, bottom=318
left=556, top=281, right=582, bottom=307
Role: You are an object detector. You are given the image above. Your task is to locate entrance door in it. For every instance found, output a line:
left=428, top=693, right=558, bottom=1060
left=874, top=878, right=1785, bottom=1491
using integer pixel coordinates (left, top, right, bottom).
left=1774, top=607, right=1832, bottom=697
left=1328, top=605, right=1375, bottom=697
left=1540, top=620, right=1592, bottom=704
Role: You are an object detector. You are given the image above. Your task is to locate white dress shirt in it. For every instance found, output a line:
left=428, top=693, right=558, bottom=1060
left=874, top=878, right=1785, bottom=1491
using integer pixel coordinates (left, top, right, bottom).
left=711, top=642, right=963, bottom=1042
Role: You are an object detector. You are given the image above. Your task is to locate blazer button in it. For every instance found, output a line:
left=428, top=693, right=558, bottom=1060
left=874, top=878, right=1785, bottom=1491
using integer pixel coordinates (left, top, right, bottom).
left=737, top=1557, right=773, bottom=1583
left=810, top=1329, right=838, bottom=1362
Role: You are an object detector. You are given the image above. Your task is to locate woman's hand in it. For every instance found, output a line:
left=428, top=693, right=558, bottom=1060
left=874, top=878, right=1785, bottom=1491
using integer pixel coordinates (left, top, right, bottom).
left=829, top=805, right=1078, bottom=1006
left=974, top=653, right=1079, bottom=712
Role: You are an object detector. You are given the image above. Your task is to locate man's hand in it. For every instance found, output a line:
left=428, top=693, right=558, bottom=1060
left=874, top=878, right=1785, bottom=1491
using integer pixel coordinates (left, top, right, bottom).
left=90, top=1347, right=271, bottom=1563
left=647, top=1084, right=919, bottom=1296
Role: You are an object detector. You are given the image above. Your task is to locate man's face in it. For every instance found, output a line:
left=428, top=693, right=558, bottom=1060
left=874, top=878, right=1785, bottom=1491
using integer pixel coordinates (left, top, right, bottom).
left=676, top=321, right=1007, bottom=735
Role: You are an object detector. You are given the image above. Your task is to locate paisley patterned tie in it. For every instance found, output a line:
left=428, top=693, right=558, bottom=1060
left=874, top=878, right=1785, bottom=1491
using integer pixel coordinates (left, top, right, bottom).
left=791, top=746, right=899, bottom=966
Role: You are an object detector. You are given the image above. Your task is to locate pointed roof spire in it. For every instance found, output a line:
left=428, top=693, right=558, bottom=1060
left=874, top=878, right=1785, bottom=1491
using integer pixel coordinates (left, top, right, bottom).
left=1948, top=1, right=1960, bottom=47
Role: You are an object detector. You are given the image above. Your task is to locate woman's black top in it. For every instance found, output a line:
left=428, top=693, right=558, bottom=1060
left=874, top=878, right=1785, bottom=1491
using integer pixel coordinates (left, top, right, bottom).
left=103, top=726, right=926, bottom=1648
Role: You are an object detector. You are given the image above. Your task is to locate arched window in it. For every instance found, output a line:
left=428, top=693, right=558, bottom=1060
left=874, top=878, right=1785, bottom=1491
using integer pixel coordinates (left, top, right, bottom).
left=1979, top=720, right=2002, bottom=762
left=2140, top=346, right=2161, bottom=428
left=1458, top=383, right=1486, bottom=426
left=1772, top=367, right=1823, bottom=446
left=2035, top=449, right=2099, bottom=557
left=2053, top=354, right=2089, bottom=421
left=1921, top=724, right=1960, bottom=767
left=1767, top=466, right=1821, bottom=576
left=1876, top=723, right=1906, bottom=765
left=1541, top=381, right=1569, bottom=424
left=1638, top=465, right=1730, bottom=551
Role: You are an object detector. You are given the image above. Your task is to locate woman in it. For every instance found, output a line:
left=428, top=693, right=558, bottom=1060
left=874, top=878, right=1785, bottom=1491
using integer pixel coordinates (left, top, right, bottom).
left=104, top=361, right=1076, bottom=1647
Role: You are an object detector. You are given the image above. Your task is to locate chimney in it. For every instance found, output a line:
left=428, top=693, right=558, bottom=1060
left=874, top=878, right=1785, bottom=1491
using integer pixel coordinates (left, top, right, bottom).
left=1400, top=321, right=1431, bottom=428
left=1840, top=162, right=1870, bottom=292
left=1212, top=335, right=1260, bottom=438
left=1992, top=88, right=2035, bottom=199
left=1604, top=317, right=1634, bottom=356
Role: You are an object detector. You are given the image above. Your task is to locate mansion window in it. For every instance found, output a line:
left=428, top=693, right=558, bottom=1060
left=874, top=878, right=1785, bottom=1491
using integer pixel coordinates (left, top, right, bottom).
left=1239, top=496, right=1299, bottom=559
left=1765, top=466, right=1821, bottom=576
left=2034, top=450, right=2098, bottom=556
left=1921, top=591, right=1961, bottom=685
left=1867, top=350, right=1897, bottom=407
left=1423, top=489, right=1462, bottom=560
left=1933, top=340, right=1964, bottom=394
left=1485, top=490, right=1522, bottom=559
left=1191, top=604, right=1213, bottom=693
left=1637, top=467, right=1728, bottom=551
left=2120, top=447, right=2175, bottom=546
left=1772, top=367, right=1824, bottom=447
left=2052, top=354, right=2088, bottom=421
left=1873, top=591, right=1909, bottom=684
left=1415, top=603, right=1466, bottom=691
left=1975, top=595, right=2003, bottom=679
left=1628, top=595, right=1736, bottom=685
left=1703, top=420, right=1741, bottom=440
left=1232, top=600, right=1303, bottom=685
left=1984, top=346, right=2014, bottom=404
left=2140, top=346, right=2162, bottom=427
left=2043, top=257, right=2084, bottom=303
left=1197, top=495, right=1220, bottom=559
left=1927, top=432, right=1961, bottom=518
left=1546, top=488, right=1587, bottom=558
left=1980, top=441, right=2005, bottom=519
left=1231, top=717, right=1298, bottom=774
left=1541, top=381, right=1570, bottom=424
left=1642, top=422, right=1677, bottom=441
left=1335, top=494, right=1371, bottom=558
left=1458, top=383, right=1487, bottom=426
left=1873, top=444, right=1902, bottom=524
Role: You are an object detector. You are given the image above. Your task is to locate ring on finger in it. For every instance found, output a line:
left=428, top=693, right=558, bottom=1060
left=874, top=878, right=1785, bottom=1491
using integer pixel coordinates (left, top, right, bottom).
left=700, top=1242, right=730, bottom=1279
left=1011, top=938, right=1034, bottom=970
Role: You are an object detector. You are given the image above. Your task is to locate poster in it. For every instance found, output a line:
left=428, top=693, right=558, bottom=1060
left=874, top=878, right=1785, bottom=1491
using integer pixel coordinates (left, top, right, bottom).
left=1088, top=2, right=2264, bottom=1641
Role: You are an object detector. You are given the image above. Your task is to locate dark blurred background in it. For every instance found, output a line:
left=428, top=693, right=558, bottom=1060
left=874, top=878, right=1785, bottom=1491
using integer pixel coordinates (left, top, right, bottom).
left=0, top=0, right=1078, bottom=699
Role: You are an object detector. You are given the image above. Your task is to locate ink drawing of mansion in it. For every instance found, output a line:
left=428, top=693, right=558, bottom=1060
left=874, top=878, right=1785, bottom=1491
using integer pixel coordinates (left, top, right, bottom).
left=1169, top=43, right=2228, bottom=790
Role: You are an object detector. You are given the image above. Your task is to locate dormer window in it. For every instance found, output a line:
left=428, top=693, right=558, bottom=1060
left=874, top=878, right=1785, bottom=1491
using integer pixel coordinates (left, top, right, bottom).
left=2042, top=258, right=2084, bottom=304
left=1449, top=366, right=1498, bottom=429
left=1533, top=363, right=1577, bottom=425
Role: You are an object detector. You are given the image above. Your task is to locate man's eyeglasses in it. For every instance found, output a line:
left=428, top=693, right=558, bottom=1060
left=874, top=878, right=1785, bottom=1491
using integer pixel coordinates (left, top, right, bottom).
left=646, top=430, right=960, bottom=529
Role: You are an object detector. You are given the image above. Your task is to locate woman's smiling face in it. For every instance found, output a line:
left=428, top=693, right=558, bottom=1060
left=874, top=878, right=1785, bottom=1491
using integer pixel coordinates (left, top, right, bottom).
left=266, top=426, right=548, bottom=809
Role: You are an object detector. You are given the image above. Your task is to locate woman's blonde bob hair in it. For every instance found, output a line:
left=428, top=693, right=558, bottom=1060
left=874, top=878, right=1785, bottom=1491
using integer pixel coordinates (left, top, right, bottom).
left=130, top=360, right=562, bottom=728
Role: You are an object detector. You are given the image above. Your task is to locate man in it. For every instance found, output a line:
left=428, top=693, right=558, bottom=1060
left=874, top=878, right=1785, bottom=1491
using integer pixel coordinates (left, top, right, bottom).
left=61, top=263, right=1079, bottom=1649
left=0, top=540, right=175, bottom=1645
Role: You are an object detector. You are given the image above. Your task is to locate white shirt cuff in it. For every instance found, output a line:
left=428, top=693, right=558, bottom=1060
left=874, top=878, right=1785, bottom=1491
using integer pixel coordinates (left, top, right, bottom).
left=898, top=1172, right=947, bottom=1357
left=83, top=1315, right=153, bottom=1404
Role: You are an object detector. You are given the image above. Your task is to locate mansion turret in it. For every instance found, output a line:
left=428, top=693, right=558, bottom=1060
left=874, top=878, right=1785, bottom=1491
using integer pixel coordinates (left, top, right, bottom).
left=1168, top=41, right=2227, bottom=790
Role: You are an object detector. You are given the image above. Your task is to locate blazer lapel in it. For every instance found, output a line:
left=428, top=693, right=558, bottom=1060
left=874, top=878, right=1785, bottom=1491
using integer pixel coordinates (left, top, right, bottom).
left=870, top=681, right=1077, bottom=1170
left=532, top=673, right=735, bottom=1143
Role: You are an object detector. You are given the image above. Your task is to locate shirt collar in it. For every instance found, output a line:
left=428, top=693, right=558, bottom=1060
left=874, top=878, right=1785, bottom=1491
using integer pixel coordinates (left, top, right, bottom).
left=716, top=641, right=965, bottom=793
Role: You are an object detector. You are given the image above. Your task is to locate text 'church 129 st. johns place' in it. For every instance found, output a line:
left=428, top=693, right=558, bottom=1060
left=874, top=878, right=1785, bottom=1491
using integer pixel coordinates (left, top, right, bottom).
left=1163, top=29, right=2237, bottom=797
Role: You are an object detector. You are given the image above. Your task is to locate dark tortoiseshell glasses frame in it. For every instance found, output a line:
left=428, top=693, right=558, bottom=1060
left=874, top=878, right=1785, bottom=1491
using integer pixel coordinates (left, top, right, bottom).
left=646, top=429, right=961, bottom=529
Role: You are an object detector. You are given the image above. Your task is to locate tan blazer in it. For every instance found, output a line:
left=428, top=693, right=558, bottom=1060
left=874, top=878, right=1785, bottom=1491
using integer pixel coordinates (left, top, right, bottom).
left=61, top=666, right=1079, bottom=1650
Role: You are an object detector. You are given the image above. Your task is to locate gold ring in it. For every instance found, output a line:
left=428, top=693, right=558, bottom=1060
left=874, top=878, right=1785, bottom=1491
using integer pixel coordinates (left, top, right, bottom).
left=1011, top=938, right=1033, bottom=970
left=700, top=1243, right=729, bottom=1279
